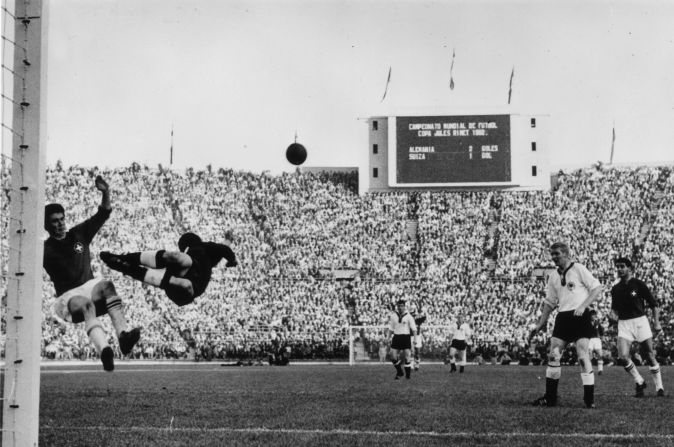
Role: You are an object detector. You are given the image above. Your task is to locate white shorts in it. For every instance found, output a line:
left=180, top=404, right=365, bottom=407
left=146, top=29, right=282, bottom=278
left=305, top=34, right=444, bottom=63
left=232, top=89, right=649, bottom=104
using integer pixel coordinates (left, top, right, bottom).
left=588, top=337, right=602, bottom=352
left=54, top=276, right=103, bottom=322
left=618, top=316, right=653, bottom=343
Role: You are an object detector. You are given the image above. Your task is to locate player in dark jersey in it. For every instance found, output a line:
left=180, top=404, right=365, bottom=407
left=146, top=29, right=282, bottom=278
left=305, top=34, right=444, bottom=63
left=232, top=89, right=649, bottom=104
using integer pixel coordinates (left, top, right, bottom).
left=43, top=175, right=141, bottom=372
left=100, top=232, right=237, bottom=306
left=610, top=257, right=665, bottom=397
left=588, top=310, right=605, bottom=375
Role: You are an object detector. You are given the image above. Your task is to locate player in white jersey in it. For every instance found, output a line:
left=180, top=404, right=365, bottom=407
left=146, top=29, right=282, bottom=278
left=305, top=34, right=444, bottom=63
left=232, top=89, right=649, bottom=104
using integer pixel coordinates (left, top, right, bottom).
left=387, top=299, right=417, bottom=380
left=448, top=315, right=471, bottom=373
left=528, top=242, right=603, bottom=408
left=410, top=304, right=427, bottom=371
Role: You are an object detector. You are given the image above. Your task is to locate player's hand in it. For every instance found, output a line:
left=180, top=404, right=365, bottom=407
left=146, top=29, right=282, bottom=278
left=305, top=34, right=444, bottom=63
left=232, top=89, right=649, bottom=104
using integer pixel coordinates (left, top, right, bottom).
left=573, top=305, right=586, bottom=317
left=95, top=175, right=109, bottom=192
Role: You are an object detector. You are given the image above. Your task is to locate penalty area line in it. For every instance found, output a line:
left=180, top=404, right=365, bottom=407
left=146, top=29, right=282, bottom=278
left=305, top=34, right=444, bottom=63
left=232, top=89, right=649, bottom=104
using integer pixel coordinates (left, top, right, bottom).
left=40, top=426, right=674, bottom=441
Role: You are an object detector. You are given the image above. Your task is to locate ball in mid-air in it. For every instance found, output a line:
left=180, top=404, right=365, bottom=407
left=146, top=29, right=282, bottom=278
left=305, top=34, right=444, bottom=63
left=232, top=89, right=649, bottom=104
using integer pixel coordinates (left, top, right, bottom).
left=286, top=143, right=307, bottom=166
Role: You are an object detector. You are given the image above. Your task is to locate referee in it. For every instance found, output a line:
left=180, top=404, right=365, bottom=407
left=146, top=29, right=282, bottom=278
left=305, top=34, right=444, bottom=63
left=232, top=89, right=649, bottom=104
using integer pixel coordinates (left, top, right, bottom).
left=388, top=299, right=417, bottom=380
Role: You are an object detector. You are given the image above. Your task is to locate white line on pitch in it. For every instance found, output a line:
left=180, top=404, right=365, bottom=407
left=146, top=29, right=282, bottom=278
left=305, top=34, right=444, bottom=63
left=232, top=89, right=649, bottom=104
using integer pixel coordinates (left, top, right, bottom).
left=40, top=426, right=674, bottom=440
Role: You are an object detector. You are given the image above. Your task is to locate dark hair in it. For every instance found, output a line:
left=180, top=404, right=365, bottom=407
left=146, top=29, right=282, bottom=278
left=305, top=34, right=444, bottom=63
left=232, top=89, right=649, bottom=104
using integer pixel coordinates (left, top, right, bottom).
left=44, top=203, right=65, bottom=227
left=178, top=232, right=202, bottom=252
left=614, top=257, right=633, bottom=269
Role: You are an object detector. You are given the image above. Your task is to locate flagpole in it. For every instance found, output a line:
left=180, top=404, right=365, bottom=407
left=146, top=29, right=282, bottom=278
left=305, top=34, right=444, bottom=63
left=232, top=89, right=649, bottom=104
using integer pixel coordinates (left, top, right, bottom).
left=609, top=122, right=615, bottom=164
left=507, top=66, right=514, bottom=104
left=381, top=66, right=391, bottom=103
left=170, top=125, right=174, bottom=166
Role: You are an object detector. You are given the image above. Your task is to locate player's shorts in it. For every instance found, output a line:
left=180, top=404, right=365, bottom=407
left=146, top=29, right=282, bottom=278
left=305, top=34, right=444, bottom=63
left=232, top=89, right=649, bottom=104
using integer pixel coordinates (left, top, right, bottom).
left=450, top=339, right=467, bottom=351
left=391, top=334, right=412, bottom=350
left=54, top=276, right=104, bottom=323
left=414, top=334, right=423, bottom=349
left=552, top=310, right=594, bottom=343
left=183, top=247, right=212, bottom=298
left=618, top=316, right=653, bottom=343
left=588, top=337, right=602, bottom=352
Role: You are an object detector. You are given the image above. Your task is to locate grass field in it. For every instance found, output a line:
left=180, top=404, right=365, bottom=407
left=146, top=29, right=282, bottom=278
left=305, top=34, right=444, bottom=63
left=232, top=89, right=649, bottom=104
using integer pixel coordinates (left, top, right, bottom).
left=5, top=362, right=674, bottom=446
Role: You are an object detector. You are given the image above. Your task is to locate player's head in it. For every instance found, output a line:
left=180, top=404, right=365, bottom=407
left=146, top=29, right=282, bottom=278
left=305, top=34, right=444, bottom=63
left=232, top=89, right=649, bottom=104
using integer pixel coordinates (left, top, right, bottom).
left=589, top=309, right=598, bottom=321
left=396, top=299, right=406, bottom=312
left=549, top=242, right=570, bottom=268
left=44, top=203, right=66, bottom=239
left=178, top=232, right=202, bottom=252
left=614, top=256, right=633, bottom=278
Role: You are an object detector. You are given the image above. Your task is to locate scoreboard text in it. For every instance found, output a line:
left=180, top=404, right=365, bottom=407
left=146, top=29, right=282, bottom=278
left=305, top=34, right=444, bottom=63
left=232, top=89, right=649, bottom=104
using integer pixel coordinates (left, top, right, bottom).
left=395, top=115, right=511, bottom=184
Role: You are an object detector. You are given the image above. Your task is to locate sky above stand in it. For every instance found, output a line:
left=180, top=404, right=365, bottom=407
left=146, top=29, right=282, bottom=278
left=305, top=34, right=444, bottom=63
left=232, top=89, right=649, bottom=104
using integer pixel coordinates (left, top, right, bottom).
left=4, top=0, right=674, bottom=173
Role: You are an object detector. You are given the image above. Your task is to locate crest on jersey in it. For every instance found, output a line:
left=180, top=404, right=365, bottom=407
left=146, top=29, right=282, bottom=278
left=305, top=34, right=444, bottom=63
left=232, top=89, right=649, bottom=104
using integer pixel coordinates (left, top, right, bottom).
left=566, top=281, right=576, bottom=291
left=631, top=290, right=637, bottom=297
left=73, top=242, right=84, bottom=254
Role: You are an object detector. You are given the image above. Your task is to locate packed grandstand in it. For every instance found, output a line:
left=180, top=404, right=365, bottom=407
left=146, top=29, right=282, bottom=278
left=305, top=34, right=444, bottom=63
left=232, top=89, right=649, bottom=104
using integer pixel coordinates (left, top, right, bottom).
left=1, top=162, right=672, bottom=365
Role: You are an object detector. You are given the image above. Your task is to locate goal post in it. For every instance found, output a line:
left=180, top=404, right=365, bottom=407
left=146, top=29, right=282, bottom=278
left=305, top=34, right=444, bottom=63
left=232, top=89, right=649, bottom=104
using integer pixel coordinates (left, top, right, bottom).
left=347, top=325, right=454, bottom=366
left=2, top=0, right=48, bottom=446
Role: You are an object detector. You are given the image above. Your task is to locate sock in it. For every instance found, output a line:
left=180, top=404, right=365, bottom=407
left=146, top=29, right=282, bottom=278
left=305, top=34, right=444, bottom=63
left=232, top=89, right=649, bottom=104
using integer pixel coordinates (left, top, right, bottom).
left=139, top=250, right=166, bottom=268
left=581, top=371, right=595, bottom=404
left=598, top=359, right=604, bottom=372
left=459, top=364, right=465, bottom=373
left=105, top=295, right=128, bottom=337
left=120, top=251, right=141, bottom=265
left=545, top=366, right=561, bottom=402
left=624, top=360, right=644, bottom=384
left=393, top=359, right=403, bottom=374
left=450, top=359, right=456, bottom=370
left=85, top=318, right=109, bottom=353
left=650, top=364, right=663, bottom=390
left=404, top=362, right=411, bottom=378
left=115, top=260, right=149, bottom=282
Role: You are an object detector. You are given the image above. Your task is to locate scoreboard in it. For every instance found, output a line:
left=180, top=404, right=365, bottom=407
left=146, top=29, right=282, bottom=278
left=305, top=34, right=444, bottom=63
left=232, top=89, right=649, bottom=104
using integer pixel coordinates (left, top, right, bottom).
left=393, top=115, right=511, bottom=185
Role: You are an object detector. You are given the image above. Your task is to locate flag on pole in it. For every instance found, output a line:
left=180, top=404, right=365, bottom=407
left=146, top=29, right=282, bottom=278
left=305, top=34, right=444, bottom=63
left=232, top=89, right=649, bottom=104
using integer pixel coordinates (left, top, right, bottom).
left=507, top=66, right=514, bottom=104
left=609, top=123, right=616, bottom=164
left=381, top=66, right=392, bottom=103
left=449, top=49, right=455, bottom=90
left=170, top=125, right=174, bottom=165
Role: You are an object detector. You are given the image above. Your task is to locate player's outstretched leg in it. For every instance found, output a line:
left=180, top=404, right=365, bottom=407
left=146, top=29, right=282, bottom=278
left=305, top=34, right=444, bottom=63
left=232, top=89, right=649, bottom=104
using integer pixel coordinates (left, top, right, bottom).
left=70, top=296, right=114, bottom=371
left=92, top=280, right=142, bottom=356
left=100, top=251, right=149, bottom=280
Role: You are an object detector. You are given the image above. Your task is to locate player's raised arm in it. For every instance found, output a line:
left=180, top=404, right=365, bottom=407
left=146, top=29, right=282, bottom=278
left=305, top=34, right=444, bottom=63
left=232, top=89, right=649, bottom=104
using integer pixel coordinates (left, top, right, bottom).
left=95, top=175, right=111, bottom=211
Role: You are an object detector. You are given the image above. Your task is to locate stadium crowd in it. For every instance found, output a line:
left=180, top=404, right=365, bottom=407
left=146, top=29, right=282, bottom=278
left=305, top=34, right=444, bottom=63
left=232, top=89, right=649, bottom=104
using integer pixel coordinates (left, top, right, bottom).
left=1, top=161, right=673, bottom=365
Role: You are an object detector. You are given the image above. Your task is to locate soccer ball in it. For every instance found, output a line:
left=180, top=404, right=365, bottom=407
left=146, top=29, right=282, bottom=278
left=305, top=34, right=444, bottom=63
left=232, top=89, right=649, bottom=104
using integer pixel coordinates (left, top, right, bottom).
left=286, top=142, right=307, bottom=166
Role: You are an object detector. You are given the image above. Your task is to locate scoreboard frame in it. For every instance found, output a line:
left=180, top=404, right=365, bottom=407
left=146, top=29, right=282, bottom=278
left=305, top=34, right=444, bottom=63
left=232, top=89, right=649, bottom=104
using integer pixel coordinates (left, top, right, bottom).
left=364, top=111, right=550, bottom=192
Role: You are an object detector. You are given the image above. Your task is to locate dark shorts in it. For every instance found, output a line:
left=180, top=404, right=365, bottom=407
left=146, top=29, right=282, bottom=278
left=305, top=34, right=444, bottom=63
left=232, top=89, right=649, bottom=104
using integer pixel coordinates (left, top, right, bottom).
left=183, top=248, right=212, bottom=298
left=391, top=334, right=412, bottom=350
left=450, top=339, right=467, bottom=351
left=552, top=310, right=594, bottom=343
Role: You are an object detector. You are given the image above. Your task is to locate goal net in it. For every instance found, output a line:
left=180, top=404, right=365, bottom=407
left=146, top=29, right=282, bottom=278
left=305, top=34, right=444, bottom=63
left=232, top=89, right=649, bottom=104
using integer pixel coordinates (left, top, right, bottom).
left=347, top=325, right=454, bottom=366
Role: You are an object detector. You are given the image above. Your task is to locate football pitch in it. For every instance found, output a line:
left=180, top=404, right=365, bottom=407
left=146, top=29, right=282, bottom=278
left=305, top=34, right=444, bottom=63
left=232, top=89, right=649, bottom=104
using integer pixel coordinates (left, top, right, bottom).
left=15, top=362, right=674, bottom=446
